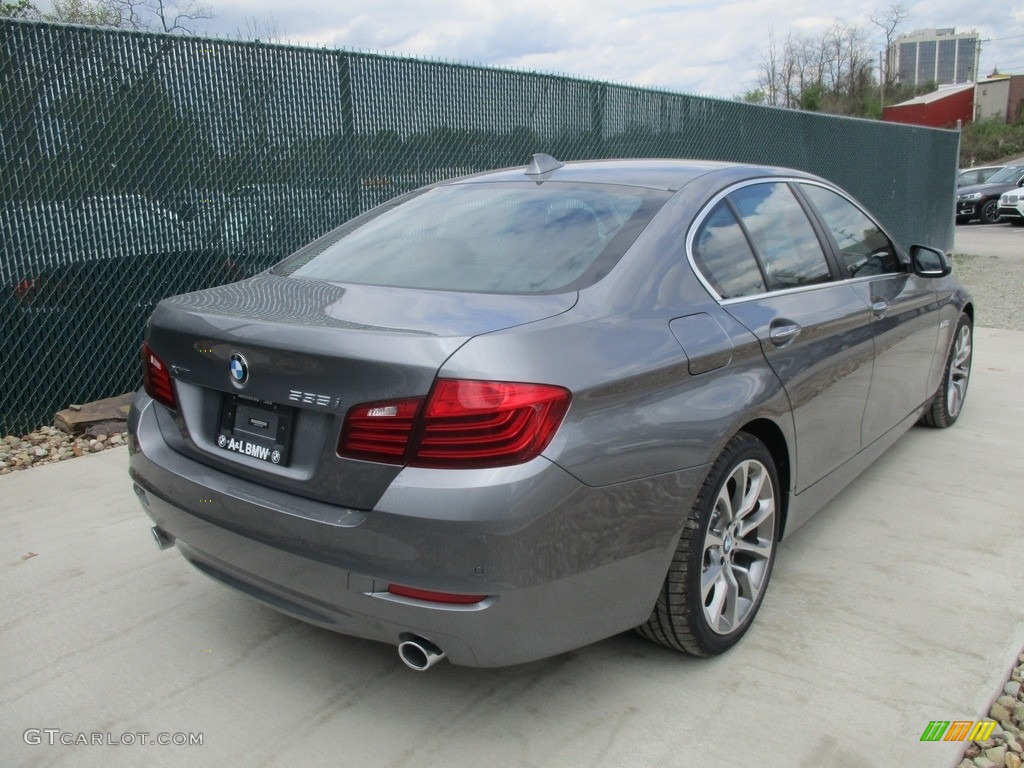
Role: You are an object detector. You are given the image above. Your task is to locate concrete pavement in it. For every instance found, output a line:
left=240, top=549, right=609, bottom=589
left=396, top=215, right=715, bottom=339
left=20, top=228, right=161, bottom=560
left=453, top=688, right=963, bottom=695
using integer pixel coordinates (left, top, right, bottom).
left=955, top=223, right=1024, bottom=258
left=2, top=328, right=1023, bottom=768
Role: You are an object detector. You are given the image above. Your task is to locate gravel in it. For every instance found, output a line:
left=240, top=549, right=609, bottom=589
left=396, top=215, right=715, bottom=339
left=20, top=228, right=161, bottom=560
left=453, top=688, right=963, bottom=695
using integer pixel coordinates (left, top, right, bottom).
left=957, top=653, right=1024, bottom=768
left=951, top=253, right=1024, bottom=332
left=0, top=425, right=128, bottom=474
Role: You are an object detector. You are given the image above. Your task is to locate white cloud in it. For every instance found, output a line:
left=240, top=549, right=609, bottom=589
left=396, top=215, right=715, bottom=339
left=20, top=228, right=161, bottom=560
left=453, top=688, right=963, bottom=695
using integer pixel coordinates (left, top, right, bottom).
left=33, top=0, right=1024, bottom=96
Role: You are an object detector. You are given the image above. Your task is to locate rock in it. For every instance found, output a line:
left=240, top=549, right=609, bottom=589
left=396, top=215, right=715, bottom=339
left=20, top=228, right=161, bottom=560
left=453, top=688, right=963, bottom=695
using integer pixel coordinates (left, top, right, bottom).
left=1017, top=704, right=1024, bottom=723
left=993, top=702, right=1013, bottom=723
left=33, top=446, right=47, bottom=457
left=1000, top=696, right=1018, bottom=708
left=90, top=443, right=104, bottom=453
left=987, top=747, right=1008, bottom=765
left=974, top=757, right=996, bottom=768
left=1007, top=753, right=1022, bottom=768
left=1007, top=681, right=1023, bottom=698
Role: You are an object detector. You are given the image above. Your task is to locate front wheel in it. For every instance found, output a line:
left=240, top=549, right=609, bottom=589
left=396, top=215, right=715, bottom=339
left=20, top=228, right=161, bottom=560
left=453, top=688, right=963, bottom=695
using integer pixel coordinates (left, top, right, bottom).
left=979, top=199, right=1001, bottom=224
left=921, top=313, right=972, bottom=428
left=637, top=433, right=779, bottom=656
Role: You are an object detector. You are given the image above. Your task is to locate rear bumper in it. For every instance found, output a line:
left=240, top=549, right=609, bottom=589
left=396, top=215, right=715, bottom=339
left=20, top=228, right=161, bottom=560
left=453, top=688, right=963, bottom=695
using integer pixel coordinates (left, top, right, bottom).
left=129, top=393, right=703, bottom=667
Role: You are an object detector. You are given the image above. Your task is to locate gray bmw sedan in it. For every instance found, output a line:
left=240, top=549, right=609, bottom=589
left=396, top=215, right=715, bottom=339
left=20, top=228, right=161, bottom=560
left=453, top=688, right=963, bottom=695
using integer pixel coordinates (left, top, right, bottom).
left=129, top=156, right=973, bottom=669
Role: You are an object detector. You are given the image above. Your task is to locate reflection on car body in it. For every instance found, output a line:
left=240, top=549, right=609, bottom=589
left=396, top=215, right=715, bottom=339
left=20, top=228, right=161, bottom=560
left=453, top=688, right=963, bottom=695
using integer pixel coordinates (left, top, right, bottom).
left=129, top=156, right=974, bottom=669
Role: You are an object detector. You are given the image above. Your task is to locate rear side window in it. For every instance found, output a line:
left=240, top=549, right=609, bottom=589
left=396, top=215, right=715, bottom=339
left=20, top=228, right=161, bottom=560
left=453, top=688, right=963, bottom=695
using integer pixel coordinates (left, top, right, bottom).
left=692, top=203, right=766, bottom=299
left=728, top=183, right=831, bottom=291
left=274, top=182, right=669, bottom=294
left=798, top=184, right=901, bottom=278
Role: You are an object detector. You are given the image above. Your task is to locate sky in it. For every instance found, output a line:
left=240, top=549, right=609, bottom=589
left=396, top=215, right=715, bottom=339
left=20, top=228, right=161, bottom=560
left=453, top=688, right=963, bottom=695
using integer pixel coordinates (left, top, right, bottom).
left=188, top=0, right=1022, bottom=99
left=29, top=1, right=1024, bottom=99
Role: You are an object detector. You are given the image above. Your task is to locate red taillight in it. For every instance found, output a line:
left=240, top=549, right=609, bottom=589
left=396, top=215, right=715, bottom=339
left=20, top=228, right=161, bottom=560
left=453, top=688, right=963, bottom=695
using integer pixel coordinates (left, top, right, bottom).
left=414, top=379, right=570, bottom=468
left=141, top=342, right=176, bottom=410
left=337, top=379, right=571, bottom=469
left=14, top=278, right=35, bottom=304
left=387, top=584, right=487, bottom=604
left=338, top=397, right=423, bottom=462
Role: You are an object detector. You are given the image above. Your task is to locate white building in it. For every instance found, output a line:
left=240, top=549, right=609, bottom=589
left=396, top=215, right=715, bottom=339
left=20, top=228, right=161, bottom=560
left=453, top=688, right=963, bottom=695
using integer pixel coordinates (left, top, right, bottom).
left=888, top=28, right=981, bottom=87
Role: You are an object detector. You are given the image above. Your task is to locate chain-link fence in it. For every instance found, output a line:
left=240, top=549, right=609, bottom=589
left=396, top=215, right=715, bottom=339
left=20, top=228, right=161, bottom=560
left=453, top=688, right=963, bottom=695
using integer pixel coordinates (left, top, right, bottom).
left=1, top=18, right=959, bottom=435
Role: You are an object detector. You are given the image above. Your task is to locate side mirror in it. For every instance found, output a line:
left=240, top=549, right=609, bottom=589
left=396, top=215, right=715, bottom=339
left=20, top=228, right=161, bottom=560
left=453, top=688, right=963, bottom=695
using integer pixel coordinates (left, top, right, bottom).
left=910, top=245, right=952, bottom=278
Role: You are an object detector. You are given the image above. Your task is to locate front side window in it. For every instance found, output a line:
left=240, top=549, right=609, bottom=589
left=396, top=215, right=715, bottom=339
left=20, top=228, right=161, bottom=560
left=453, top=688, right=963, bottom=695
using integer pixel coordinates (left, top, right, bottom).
left=799, top=184, right=901, bottom=278
left=273, top=183, right=669, bottom=294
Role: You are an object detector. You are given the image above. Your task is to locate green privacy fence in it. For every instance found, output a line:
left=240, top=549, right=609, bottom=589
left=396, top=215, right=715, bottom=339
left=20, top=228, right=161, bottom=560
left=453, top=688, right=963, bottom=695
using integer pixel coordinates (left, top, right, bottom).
left=1, top=18, right=959, bottom=435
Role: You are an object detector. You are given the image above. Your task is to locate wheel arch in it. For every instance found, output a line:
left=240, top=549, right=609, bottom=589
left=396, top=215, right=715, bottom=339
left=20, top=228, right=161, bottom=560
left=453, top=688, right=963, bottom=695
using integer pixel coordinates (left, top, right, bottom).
left=962, top=301, right=974, bottom=324
left=738, top=418, right=791, bottom=539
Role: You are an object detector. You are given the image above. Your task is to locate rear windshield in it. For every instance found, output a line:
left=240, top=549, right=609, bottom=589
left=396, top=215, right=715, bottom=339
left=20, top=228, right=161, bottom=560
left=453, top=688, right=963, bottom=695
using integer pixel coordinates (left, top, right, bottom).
left=272, top=182, right=669, bottom=293
left=987, top=166, right=1024, bottom=184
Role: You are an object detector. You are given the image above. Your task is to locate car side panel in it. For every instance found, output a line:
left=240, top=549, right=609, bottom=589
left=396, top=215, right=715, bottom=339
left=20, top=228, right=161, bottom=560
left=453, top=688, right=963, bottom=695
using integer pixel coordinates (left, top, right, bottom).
left=849, top=273, right=940, bottom=445
left=723, top=284, right=874, bottom=492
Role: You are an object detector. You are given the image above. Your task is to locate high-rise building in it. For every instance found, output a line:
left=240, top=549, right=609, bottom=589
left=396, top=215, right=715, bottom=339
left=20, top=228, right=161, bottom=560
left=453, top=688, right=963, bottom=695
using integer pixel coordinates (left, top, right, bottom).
left=888, top=28, right=981, bottom=87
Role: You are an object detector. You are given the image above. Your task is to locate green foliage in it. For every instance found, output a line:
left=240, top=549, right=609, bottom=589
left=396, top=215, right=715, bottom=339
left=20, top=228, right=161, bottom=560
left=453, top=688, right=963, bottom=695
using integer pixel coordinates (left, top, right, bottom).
left=0, top=0, right=39, bottom=18
left=959, top=120, right=1024, bottom=166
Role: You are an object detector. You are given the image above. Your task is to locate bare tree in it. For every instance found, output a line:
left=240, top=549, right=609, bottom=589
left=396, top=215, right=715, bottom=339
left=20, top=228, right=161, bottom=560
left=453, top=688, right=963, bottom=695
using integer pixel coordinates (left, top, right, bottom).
left=47, top=0, right=121, bottom=26
left=31, top=0, right=211, bottom=33
left=870, top=3, right=911, bottom=102
left=235, top=12, right=286, bottom=43
left=110, top=0, right=211, bottom=33
left=755, top=18, right=878, bottom=115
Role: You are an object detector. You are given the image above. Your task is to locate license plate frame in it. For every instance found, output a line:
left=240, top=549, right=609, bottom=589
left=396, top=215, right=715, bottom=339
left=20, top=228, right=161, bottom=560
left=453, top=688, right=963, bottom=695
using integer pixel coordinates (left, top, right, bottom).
left=216, top=394, right=294, bottom=466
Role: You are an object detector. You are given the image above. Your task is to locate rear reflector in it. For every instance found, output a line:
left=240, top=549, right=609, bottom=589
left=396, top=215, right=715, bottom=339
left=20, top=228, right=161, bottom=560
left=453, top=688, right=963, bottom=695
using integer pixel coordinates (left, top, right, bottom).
left=387, top=584, right=487, bottom=604
left=141, top=342, right=176, bottom=410
left=338, top=379, right=570, bottom=469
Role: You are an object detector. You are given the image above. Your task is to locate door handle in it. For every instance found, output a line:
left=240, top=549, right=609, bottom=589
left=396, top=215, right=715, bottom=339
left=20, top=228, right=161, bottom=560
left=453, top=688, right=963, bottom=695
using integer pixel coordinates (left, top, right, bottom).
left=871, top=299, right=889, bottom=318
left=769, top=323, right=801, bottom=347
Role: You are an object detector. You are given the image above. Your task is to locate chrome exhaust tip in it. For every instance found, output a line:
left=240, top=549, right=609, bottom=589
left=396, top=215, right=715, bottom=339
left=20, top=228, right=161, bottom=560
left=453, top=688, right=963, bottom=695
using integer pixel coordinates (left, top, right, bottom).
left=398, top=636, right=446, bottom=671
left=151, top=526, right=174, bottom=551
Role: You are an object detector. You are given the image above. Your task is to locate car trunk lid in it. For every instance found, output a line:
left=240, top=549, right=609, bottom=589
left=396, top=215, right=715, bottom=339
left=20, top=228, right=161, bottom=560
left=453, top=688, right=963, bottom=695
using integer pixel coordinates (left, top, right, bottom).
left=144, top=273, right=576, bottom=509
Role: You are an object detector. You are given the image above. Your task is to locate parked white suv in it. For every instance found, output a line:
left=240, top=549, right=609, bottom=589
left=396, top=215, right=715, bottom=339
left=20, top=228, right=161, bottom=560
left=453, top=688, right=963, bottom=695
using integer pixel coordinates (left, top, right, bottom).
left=998, top=190, right=1024, bottom=226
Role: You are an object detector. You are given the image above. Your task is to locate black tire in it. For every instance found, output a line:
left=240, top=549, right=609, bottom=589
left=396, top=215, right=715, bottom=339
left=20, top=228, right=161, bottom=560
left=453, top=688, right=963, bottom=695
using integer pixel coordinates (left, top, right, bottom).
left=637, top=433, right=779, bottom=656
left=979, top=199, right=1001, bottom=224
left=921, top=313, right=972, bottom=428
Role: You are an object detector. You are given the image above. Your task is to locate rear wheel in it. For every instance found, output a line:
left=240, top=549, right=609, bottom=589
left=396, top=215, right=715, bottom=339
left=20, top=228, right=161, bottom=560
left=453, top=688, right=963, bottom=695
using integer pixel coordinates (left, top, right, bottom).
left=979, top=199, right=1001, bottom=224
left=637, top=433, right=779, bottom=656
left=921, top=313, right=972, bottom=428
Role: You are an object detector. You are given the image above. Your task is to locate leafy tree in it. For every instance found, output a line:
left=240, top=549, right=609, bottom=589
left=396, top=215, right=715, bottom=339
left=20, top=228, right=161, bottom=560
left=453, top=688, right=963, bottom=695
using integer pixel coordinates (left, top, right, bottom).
left=0, top=0, right=40, bottom=18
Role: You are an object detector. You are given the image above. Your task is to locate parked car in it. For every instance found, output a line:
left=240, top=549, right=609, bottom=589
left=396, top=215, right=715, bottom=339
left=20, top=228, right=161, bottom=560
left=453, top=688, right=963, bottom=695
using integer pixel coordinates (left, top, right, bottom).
left=956, top=165, right=1024, bottom=224
left=129, top=156, right=974, bottom=670
left=190, top=185, right=349, bottom=280
left=997, top=189, right=1024, bottom=225
left=956, top=165, right=1004, bottom=187
left=1, top=195, right=216, bottom=310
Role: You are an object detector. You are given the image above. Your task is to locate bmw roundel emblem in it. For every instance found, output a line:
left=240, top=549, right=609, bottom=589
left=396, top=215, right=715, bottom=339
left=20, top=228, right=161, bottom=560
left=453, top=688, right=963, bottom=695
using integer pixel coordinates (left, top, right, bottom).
left=229, top=352, right=249, bottom=387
